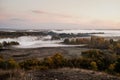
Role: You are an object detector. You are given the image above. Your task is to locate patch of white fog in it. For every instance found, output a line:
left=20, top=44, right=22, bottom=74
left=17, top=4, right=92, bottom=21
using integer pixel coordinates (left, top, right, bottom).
left=51, top=29, right=120, bottom=37
left=0, top=36, right=84, bottom=48
left=0, top=29, right=120, bottom=48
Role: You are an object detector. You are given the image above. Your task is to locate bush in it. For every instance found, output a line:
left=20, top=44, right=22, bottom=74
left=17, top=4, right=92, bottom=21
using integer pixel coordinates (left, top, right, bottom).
left=81, top=49, right=117, bottom=70
left=79, top=57, right=91, bottom=69
left=89, top=36, right=110, bottom=49
left=43, top=57, right=53, bottom=68
left=115, top=57, right=120, bottom=73
left=82, top=50, right=104, bottom=59
left=113, top=43, right=120, bottom=55
left=19, top=58, right=39, bottom=70
left=64, top=39, right=70, bottom=44
left=0, top=43, right=2, bottom=49
left=0, top=58, right=5, bottom=69
left=7, top=58, right=19, bottom=69
left=107, top=63, right=115, bottom=74
left=90, top=61, right=98, bottom=70
left=2, top=41, right=8, bottom=47
left=63, top=38, right=90, bottom=45
left=51, top=53, right=65, bottom=68
left=36, top=66, right=49, bottom=70
left=9, top=41, right=19, bottom=45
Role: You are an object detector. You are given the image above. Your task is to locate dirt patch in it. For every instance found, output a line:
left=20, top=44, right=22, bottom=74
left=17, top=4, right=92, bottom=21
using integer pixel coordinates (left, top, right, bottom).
left=28, top=68, right=120, bottom=80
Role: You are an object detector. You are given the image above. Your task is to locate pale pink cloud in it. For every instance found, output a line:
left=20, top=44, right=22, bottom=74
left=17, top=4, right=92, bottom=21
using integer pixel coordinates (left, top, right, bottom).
left=86, top=20, right=120, bottom=29
left=91, top=20, right=117, bottom=26
left=32, top=10, right=46, bottom=14
left=32, top=10, right=78, bottom=18
left=25, top=14, right=79, bottom=24
left=26, top=11, right=120, bottom=29
left=0, top=13, right=10, bottom=22
left=1, top=9, right=119, bottom=29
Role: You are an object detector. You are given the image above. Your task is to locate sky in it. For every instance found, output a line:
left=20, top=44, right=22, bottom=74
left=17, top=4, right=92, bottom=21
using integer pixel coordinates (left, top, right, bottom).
left=0, top=0, right=120, bottom=29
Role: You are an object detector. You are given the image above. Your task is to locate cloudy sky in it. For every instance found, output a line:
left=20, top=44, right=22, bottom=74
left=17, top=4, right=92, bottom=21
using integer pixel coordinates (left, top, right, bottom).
left=0, top=0, right=120, bottom=29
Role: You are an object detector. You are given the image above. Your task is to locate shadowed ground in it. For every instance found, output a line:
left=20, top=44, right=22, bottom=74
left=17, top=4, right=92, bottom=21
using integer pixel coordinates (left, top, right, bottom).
left=0, top=47, right=89, bottom=61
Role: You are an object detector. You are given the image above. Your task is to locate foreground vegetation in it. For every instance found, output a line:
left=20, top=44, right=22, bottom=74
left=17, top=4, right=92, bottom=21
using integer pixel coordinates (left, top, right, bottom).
left=0, top=49, right=120, bottom=76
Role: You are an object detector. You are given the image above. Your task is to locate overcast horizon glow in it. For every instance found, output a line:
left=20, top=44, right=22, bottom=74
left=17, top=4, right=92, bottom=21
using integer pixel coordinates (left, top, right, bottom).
left=0, top=0, right=120, bottom=29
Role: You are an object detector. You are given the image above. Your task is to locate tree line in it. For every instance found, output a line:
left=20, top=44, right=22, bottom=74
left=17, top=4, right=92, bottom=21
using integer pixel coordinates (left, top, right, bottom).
left=63, top=36, right=120, bottom=55
left=0, top=41, right=19, bottom=49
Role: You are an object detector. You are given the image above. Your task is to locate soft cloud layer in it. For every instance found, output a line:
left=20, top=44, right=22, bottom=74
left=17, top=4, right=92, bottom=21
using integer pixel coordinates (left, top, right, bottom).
left=0, top=0, right=120, bottom=29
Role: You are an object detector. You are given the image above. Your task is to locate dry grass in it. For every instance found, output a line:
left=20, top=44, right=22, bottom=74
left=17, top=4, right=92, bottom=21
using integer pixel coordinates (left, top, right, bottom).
left=0, top=69, right=26, bottom=80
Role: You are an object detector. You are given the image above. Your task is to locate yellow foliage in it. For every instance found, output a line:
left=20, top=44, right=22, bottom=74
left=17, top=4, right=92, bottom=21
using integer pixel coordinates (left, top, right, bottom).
left=7, top=58, right=19, bottom=69
left=90, top=61, right=98, bottom=71
left=108, top=63, right=115, bottom=71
